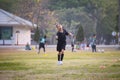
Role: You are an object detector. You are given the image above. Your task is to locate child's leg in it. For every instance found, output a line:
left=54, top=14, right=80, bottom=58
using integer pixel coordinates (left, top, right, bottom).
left=58, top=51, right=63, bottom=59
left=43, top=44, right=45, bottom=53
left=73, top=45, right=74, bottom=51
left=72, top=45, right=74, bottom=52
left=58, top=52, right=61, bottom=61
left=38, top=44, right=41, bottom=54
left=61, top=49, right=64, bottom=61
left=94, top=45, right=96, bottom=52
left=57, top=51, right=63, bottom=65
left=93, top=45, right=96, bottom=52
left=61, top=53, right=64, bottom=61
left=92, top=45, right=94, bottom=52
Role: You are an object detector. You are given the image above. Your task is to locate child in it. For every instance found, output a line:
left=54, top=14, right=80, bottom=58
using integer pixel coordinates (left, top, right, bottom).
left=56, top=24, right=72, bottom=65
left=71, top=36, right=75, bottom=52
left=38, top=35, right=46, bottom=54
left=25, top=43, right=31, bottom=50
left=90, top=34, right=97, bottom=52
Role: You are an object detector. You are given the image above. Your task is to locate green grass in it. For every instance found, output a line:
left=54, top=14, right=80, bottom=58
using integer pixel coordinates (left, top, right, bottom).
left=0, top=48, right=120, bottom=80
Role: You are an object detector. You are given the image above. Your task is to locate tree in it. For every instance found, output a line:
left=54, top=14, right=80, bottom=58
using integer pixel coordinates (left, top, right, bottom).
left=0, top=0, right=17, bottom=12
left=76, top=24, right=84, bottom=42
left=34, top=27, right=40, bottom=43
left=1, top=0, right=119, bottom=44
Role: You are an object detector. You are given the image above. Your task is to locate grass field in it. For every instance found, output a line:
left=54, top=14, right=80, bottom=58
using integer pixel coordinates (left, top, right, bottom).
left=0, top=47, right=120, bottom=80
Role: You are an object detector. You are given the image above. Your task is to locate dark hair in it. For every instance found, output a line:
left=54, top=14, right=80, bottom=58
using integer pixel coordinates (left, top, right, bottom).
left=44, top=35, right=46, bottom=38
left=55, top=23, right=60, bottom=27
left=93, top=34, right=96, bottom=36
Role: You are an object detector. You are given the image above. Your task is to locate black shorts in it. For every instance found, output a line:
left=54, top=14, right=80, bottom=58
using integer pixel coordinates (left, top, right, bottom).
left=91, top=44, right=96, bottom=49
left=57, top=43, right=66, bottom=52
left=39, top=43, right=45, bottom=49
left=71, top=44, right=74, bottom=47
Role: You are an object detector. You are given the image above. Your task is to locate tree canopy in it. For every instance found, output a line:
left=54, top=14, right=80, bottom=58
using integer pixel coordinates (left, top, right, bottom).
left=0, top=0, right=119, bottom=44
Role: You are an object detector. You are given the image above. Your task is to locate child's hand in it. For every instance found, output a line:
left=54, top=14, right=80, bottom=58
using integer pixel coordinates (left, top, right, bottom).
left=69, top=33, right=73, bottom=37
left=56, top=36, right=58, bottom=40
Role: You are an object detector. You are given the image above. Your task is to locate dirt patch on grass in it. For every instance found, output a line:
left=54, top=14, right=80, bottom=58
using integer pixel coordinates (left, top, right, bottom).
left=0, top=48, right=18, bottom=53
left=0, top=47, right=27, bottom=54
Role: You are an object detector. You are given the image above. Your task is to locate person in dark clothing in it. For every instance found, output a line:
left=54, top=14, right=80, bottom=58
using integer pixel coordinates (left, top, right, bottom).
left=56, top=24, right=72, bottom=65
left=90, top=34, right=97, bottom=52
left=38, top=35, right=46, bottom=54
left=71, top=36, right=75, bottom=52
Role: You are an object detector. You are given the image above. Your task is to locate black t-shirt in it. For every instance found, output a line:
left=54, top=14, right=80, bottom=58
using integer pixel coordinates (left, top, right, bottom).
left=56, top=29, right=69, bottom=44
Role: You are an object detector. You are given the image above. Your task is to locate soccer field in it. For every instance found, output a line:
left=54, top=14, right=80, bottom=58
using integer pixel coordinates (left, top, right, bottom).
left=0, top=48, right=120, bottom=80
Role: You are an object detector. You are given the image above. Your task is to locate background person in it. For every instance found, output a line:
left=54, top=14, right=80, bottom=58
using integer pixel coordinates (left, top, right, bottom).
left=25, top=43, right=31, bottom=50
left=71, top=36, right=75, bottom=52
left=90, top=34, right=97, bottom=52
left=38, top=35, right=46, bottom=54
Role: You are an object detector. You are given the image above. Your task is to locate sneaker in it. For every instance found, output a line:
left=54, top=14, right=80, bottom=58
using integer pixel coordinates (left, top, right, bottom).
left=57, top=61, right=61, bottom=65
left=60, top=61, right=63, bottom=65
left=58, top=61, right=63, bottom=65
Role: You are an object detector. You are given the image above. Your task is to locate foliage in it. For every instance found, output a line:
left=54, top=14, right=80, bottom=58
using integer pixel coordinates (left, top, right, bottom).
left=33, top=27, right=40, bottom=43
left=54, top=8, right=95, bottom=37
left=0, top=0, right=18, bottom=12
left=48, top=0, right=90, bottom=10
left=49, top=0, right=118, bottom=33
left=0, top=0, right=119, bottom=44
left=76, top=24, right=84, bottom=42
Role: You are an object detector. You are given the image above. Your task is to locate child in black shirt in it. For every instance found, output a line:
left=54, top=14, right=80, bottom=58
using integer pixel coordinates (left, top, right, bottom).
left=56, top=24, right=72, bottom=65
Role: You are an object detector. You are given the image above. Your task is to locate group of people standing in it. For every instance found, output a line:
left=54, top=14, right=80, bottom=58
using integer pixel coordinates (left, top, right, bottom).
left=35, top=23, right=97, bottom=65
left=71, top=34, right=97, bottom=52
